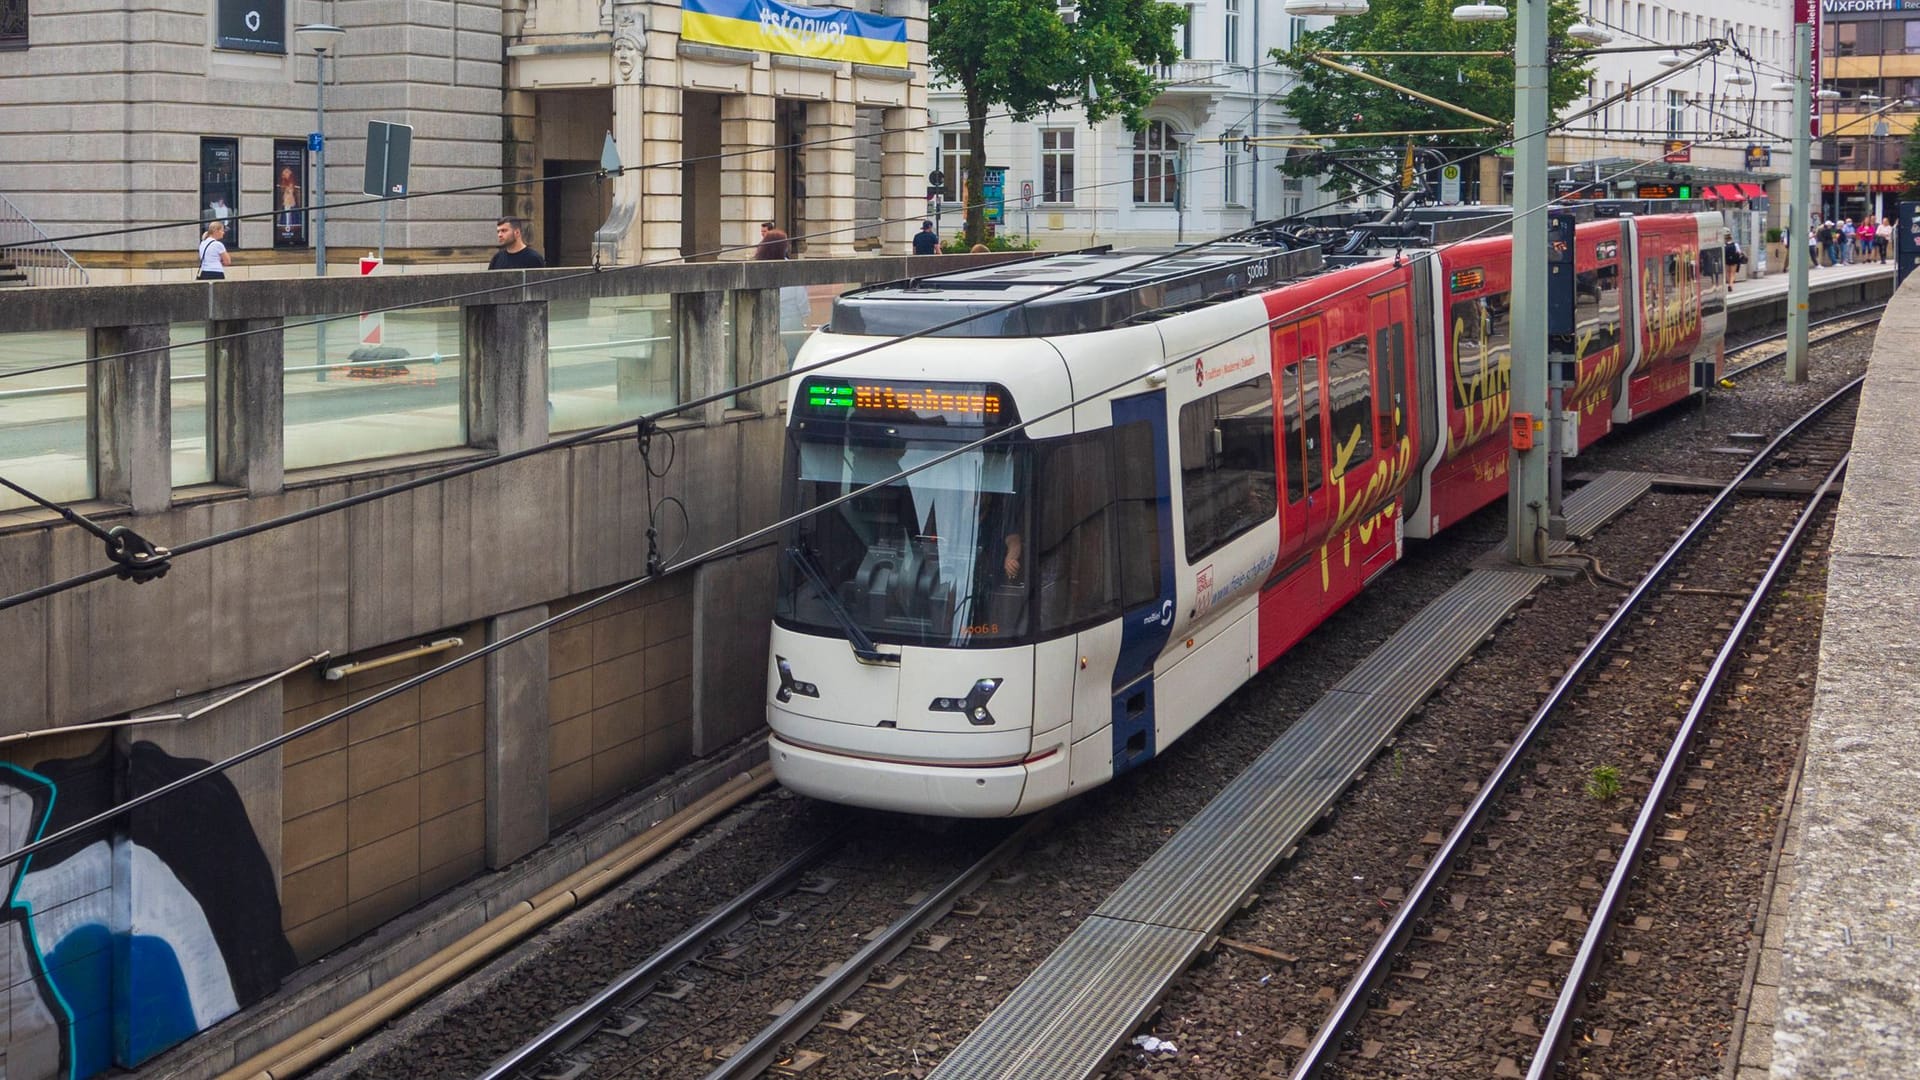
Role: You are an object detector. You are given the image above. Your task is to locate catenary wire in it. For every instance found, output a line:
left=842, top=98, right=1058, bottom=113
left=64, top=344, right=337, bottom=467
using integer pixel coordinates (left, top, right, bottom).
left=0, top=59, right=1294, bottom=254
left=0, top=123, right=1751, bottom=873
left=0, top=50, right=1727, bottom=615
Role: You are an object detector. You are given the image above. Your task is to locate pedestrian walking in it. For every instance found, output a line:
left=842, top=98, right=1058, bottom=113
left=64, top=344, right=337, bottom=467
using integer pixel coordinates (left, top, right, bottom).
left=197, top=220, right=231, bottom=280
left=912, top=219, right=940, bottom=255
left=489, top=217, right=546, bottom=269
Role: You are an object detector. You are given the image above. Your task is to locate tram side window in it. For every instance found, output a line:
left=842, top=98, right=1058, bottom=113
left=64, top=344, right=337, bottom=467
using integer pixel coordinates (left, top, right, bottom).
left=1113, top=420, right=1163, bottom=610
left=1449, top=293, right=1510, bottom=409
left=1374, top=324, right=1407, bottom=448
left=1282, top=364, right=1305, bottom=503
left=1326, top=336, right=1373, bottom=479
left=1575, top=266, right=1621, bottom=358
left=1179, top=374, right=1277, bottom=562
left=1032, top=431, right=1122, bottom=633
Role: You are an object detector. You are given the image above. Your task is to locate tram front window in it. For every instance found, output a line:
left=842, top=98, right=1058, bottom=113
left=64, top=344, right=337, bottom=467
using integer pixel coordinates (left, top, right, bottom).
left=780, top=435, right=1031, bottom=647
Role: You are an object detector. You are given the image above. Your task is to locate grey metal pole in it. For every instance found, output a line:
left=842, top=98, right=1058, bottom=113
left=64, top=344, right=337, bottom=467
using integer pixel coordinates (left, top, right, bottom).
left=1787, top=20, right=1811, bottom=382
left=314, top=49, right=329, bottom=381
left=315, top=51, right=328, bottom=279
left=1507, top=0, right=1550, bottom=565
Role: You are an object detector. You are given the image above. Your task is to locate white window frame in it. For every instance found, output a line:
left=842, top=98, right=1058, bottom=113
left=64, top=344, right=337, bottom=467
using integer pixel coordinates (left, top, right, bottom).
left=1040, top=128, right=1076, bottom=204
left=939, top=130, right=970, bottom=202
left=1225, top=0, right=1241, bottom=65
left=1133, top=120, right=1180, bottom=206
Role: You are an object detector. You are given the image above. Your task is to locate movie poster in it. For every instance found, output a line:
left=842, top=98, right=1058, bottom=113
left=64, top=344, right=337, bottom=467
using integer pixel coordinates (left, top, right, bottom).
left=272, top=139, right=308, bottom=248
left=199, top=136, right=240, bottom=249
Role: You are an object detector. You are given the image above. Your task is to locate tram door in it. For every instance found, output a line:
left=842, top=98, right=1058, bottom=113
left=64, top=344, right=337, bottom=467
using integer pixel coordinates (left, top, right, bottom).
left=1102, top=391, right=1177, bottom=777
left=1272, top=319, right=1329, bottom=570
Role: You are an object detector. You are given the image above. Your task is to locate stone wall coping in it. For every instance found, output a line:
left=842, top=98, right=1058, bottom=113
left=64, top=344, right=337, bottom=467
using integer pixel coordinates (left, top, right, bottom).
left=0, top=251, right=1033, bottom=333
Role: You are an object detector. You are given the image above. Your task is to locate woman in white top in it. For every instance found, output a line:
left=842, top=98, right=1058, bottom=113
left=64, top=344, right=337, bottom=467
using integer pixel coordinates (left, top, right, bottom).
left=198, top=221, right=232, bottom=280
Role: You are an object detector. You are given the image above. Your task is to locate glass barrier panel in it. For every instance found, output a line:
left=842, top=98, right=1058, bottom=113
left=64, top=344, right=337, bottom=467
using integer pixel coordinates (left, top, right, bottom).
left=282, top=307, right=466, bottom=470
left=549, top=295, right=676, bottom=433
left=0, top=330, right=92, bottom=511
left=170, top=323, right=212, bottom=486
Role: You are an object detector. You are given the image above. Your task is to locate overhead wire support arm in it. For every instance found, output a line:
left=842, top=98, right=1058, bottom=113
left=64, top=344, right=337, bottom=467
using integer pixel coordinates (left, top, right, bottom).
left=0, top=475, right=170, bottom=583
left=1306, top=53, right=1504, bottom=128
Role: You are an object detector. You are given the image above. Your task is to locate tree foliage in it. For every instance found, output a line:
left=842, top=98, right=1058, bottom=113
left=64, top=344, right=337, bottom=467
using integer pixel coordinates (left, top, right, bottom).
left=1902, top=115, right=1920, bottom=195
left=1277, top=0, right=1591, bottom=197
left=928, top=0, right=1184, bottom=244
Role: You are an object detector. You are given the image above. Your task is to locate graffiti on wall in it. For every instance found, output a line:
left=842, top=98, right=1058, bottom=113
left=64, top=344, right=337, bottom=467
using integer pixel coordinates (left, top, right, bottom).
left=2, top=740, right=296, bottom=1080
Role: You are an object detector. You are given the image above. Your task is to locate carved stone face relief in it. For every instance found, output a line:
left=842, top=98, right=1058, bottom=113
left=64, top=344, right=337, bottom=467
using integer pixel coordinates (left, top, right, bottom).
left=613, top=12, right=646, bottom=82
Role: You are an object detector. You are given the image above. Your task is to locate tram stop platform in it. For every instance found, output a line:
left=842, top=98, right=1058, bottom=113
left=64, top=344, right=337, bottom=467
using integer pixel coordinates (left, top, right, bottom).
left=1730, top=269, right=1920, bottom=1079
left=1722, top=262, right=1894, bottom=331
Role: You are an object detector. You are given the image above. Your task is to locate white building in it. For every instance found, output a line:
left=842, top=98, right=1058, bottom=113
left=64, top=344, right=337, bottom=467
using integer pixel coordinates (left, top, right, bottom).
left=924, top=4, right=1327, bottom=249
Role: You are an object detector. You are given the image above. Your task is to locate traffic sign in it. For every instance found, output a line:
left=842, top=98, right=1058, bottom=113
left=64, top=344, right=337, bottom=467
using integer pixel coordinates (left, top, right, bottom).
left=360, top=255, right=382, bottom=275
left=1020, top=180, right=1035, bottom=210
left=309, top=132, right=323, bottom=153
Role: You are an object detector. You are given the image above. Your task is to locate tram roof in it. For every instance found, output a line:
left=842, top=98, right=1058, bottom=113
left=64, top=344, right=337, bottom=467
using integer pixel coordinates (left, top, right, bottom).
left=829, top=243, right=1325, bottom=339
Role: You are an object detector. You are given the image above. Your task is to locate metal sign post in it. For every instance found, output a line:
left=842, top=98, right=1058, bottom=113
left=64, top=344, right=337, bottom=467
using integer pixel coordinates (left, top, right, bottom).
left=363, top=120, right=414, bottom=262
left=1021, top=179, right=1034, bottom=242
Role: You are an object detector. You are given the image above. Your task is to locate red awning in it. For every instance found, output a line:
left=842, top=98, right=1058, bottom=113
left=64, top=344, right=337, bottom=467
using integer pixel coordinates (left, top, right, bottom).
left=1738, top=182, right=1767, bottom=198
left=1708, top=184, right=1746, bottom=201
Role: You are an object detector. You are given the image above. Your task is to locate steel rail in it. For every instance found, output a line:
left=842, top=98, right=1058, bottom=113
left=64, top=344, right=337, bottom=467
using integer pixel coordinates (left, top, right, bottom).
left=1526, top=439, right=1852, bottom=1079
left=1724, top=303, right=1886, bottom=379
left=702, top=812, right=1052, bottom=1080
left=1291, top=376, right=1866, bottom=1079
left=477, top=838, right=840, bottom=1080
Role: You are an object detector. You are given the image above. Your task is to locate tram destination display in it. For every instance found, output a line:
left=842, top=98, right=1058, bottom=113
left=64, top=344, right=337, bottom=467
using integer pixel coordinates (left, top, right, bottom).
left=797, top=379, right=1018, bottom=428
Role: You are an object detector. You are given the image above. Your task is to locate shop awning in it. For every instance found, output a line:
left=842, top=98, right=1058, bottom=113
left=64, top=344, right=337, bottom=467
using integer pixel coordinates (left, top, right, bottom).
left=1738, top=182, right=1767, bottom=199
left=1706, top=183, right=1746, bottom=201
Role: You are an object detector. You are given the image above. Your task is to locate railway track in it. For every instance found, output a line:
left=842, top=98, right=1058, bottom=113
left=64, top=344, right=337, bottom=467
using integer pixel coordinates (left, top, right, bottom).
left=1723, top=303, right=1885, bottom=380
left=481, top=816, right=1048, bottom=1080
left=1288, top=380, right=1860, bottom=1079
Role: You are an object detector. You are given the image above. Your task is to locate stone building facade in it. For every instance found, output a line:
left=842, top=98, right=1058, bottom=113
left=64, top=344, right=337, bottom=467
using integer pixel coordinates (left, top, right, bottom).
left=0, top=0, right=929, bottom=282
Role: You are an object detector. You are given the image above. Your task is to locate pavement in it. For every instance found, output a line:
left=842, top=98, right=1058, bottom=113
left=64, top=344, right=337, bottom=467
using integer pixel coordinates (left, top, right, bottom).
left=1735, top=267, right=1919, bottom=1079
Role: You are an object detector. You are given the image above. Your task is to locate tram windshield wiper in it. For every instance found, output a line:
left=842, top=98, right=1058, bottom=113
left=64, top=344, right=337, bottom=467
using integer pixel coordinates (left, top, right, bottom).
left=785, top=545, right=893, bottom=664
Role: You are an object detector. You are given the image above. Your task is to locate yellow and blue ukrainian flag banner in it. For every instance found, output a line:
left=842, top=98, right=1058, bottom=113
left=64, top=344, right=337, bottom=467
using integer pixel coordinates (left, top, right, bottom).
left=682, top=0, right=909, bottom=68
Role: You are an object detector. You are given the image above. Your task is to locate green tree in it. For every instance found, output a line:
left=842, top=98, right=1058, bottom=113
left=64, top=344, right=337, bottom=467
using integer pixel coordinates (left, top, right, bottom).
left=1902, top=115, right=1920, bottom=195
left=929, top=0, right=1185, bottom=245
left=1276, top=0, right=1591, bottom=198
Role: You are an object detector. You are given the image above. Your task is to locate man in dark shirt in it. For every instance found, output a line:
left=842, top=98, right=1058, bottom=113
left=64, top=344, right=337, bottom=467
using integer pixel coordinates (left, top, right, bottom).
left=489, top=217, right=546, bottom=269
left=912, top=219, right=940, bottom=255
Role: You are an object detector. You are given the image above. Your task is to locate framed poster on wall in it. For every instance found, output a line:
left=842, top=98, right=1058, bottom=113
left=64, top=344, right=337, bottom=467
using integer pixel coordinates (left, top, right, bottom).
left=215, top=0, right=285, bottom=53
left=272, top=139, right=308, bottom=247
left=200, top=136, right=241, bottom=249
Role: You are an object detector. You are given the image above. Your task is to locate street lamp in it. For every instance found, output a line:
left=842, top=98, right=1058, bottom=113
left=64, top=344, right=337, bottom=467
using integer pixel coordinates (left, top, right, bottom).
left=294, top=23, right=346, bottom=279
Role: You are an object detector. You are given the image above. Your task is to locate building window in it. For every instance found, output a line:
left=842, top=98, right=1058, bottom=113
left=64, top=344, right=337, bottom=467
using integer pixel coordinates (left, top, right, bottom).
left=1225, top=0, right=1240, bottom=64
left=1182, top=3, right=1194, bottom=58
left=1282, top=175, right=1304, bottom=217
left=940, top=130, right=969, bottom=201
left=0, top=0, right=25, bottom=47
left=1667, top=89, right=1684, bottom=138
left=1223, top=127, right=1243, bottom=206
left=1041, top=128, right=1075, bottom=203
left=1133, top=120, right=1179, bottom=205
left=1288, top=15, right=1307, bottom=46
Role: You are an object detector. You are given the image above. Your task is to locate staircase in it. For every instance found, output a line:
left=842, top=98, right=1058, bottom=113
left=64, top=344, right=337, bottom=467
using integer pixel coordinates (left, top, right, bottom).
left=0, top=192, right=87, bottom=288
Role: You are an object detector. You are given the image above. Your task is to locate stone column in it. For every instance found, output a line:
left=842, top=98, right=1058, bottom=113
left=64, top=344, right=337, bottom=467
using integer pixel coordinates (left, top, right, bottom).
left=485, top=604, right=550, bottom=868
left=598, top=5, right=649, bottom=265
left=504, top=88, right=539, bottom=228
left=720, top=94, right=777, bottom=260
left=209, top=317, right=285, bottom=495
left=733, top=288, right=784, bottom=413
left=881, top=0, right=930, bottom=254
left=677, top=290, right=728, bottom=425
left=804, top=100, right=857, bottom=257
left=464, top=300, right=550, bottom=454
left=640, top=80, right=686, bottom=263
left=89, top=323, right=171, bottom=513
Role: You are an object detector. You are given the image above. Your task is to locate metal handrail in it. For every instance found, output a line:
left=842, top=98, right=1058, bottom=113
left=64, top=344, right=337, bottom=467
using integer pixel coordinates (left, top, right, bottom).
left=0, top=192, right=89, bottom=288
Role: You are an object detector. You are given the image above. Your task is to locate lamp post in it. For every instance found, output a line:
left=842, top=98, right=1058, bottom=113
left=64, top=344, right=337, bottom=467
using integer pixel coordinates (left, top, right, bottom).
left=1787, top=17, right=1812, bottom=382
left=294, top=23, right=346, bottom=279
